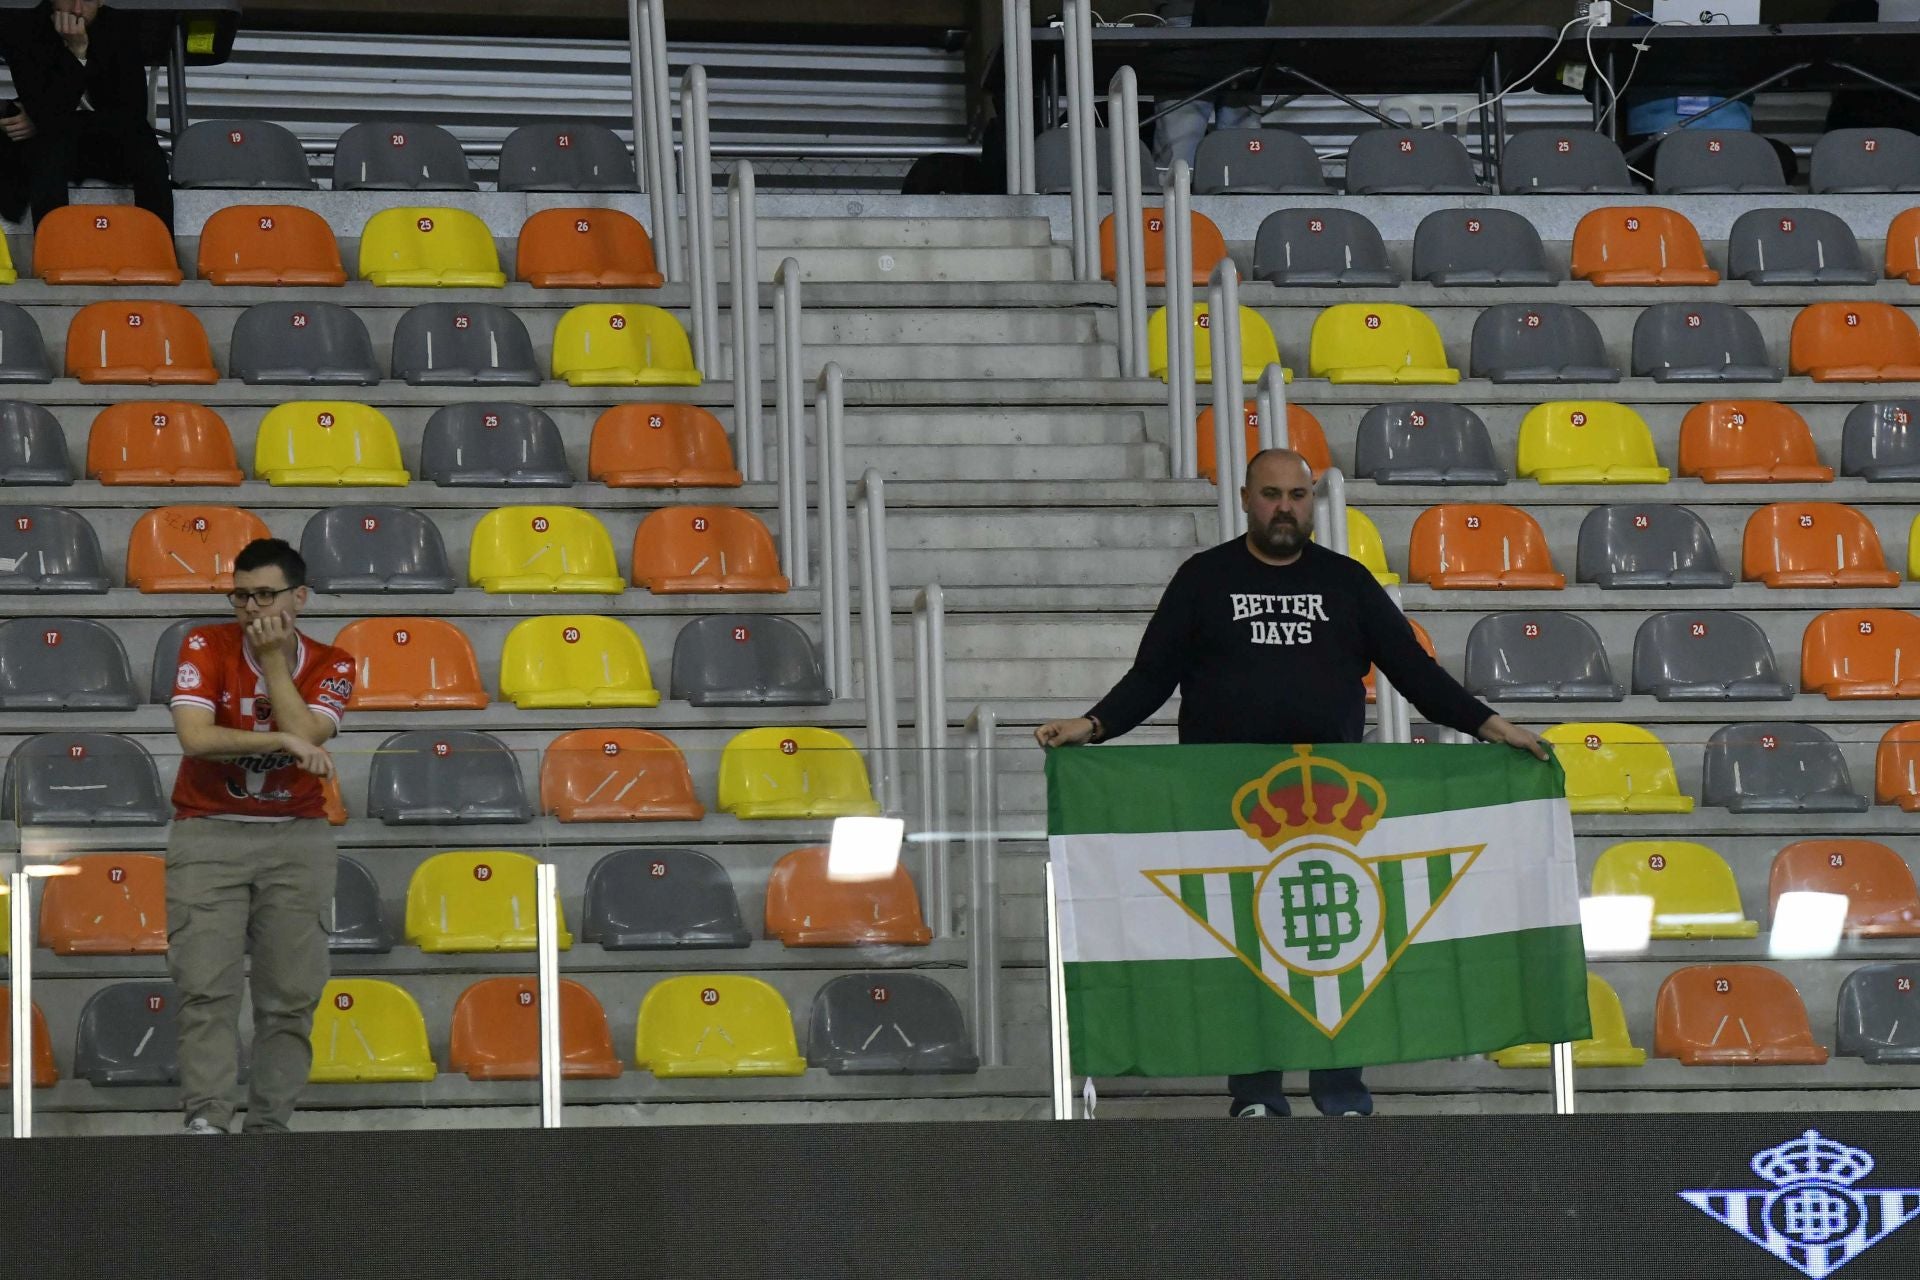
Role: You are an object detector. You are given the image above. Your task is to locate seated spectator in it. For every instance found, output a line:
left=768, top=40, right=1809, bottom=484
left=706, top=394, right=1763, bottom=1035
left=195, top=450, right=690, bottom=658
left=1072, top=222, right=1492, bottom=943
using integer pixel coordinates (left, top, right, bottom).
left=1150, top=0, right=1271, bottom=174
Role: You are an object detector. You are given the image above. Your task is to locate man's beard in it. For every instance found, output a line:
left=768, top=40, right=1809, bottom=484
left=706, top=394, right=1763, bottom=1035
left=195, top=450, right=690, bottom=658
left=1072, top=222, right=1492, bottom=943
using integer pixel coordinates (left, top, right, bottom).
left=1249, top=513, right=1311, bottom=559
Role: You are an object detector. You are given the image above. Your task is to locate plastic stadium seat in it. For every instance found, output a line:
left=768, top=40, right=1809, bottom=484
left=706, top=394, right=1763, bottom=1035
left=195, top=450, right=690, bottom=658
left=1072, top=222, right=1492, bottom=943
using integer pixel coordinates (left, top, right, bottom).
left=1742, top=503, right=1900, bottom=589
left=717, top=726, right=880, bottom=819
left=764, top=845, right=932, bottom=947
left=1489, top=974, right=1645, bottom=1068
left=1033, top=126, right=1153, bottom=195
left=391, top=302, right=541, bottom=386
left=449, top=978, right=622, bottom=1081
left=1812, top=127, right=1920, bottom=193
left=1653, top=131, right=1790, bottom=194
left=195, top=204, right=344, bottom=286
left=1790, top=302, right=1920, bottom=381
left=0, top=732, right=168, bottom=825
left=0, top=303, right=53, bottom=382
left=1099, top=209, right=1228, bottom=286
left=74, top=982, right=181, bottom=1085
left=0, top=617, right=138, bottom=709
left=1841, top=401, right=1920, bottom=480
left=0, top=993, right=58, bottom=1087
left=1678, top=401, right=1832, bottom=483
left=499, top=615, right=661, bottom=708
left=1656, top=965, right=1827, bottom=1065
left=1702, top=722, right=1868, bottom=814
left=147, top=617, right=224, bottom=703
left=517, top=207, right=663, bottom=288
left=365, top=729, right=534, bottom=825
left=1725, top=209, right=1875, bottom=286
left=499, top=122, right=636, bottom=191
left=581, top=849, right=751, bottom=950
left=1888, top=209, right=1920, bottom=284
left=589, top=403, right=742, bottom=488
left=86, top=402, right=242, bottom=485
left=468, top=505, right=625, bottom=594
left=1591, top=841, right=1757, bottom=938
left=1837, top=964, right=1920, bottom=1063
left=669, top=614, right=831, bottom=707
left=1411, top=208, right=1556, bottom=286
left=1463, top=611, right=1624, bottom=701
left=1500, top=131, right=1636, bottom=194
left=1195, top=402, right=1330, bottom=483
left=357, top=207, right=503, bottom=287
left=631, top=506, right=789, bottom=594
left=1576, top=505, right=1733, bottom=590
left=1193, top=128, right=1327, bottom=193
left=1147, top=303, right=1286, bottom=384
left=1800, top=609, right=1920, bottom=699
left=419, top=402, right=571, bottom=487
left=65, top=301, right=217, bottom=385
left=540, top=728, right=703, bottom=822
left=329, top=855, right=390, bottom=953
left=1880, top=722, right=1920, bottom=811
left=635, top=974, right=806, bottom=1077
left=333, top=121, right=474, bottom=191
left=1468, top=303, right=1620, bottom=384
left=808, top=974, right=979, bottom=1074
left=552, top=304, right=701, bottom=387
left=1365, top=618, right=1437, bottom=706
left=1353, top=402, right=1505, bottom=485
left=405, top=850, right=571, bottom=953
left=255, top=401, right=408, bottom=486
left=0, top=237, right=14, bottom=283
left=1309, top=303, right=1459, bottom=384
left=1251, top=208, right=1399, bottom=287
left=228, top=301, right=380, bottom=385
left=299, top=506, right=457, bottom=593
left=39, top=853, right=167, bottom=953
left=126, top=505, right=271, bottom=592
left=1771, top=839, right=1920, bottom=936
left=1407, top=504, right=1564, bottom=589
left=1344, top=128, right=1481, bottom=194
left=1541, top=723, right=1694, bottom=814
left=34, top=205, right=181, bottom=284
left=1631, top=611, right=1794, bottom=702
left=1340, top=509, right=1398, bottom=586
left=172, top=119, right=315, bottom=189
left=1631, top=303, right=1778, bottom=383
left=1517, top=402, right=1669, bottom=484
left=1569, top=207, right=1719, bottom=286
left=334, top=617, right=489, bottom=711
left=0, top=506, right=110, bottom=592
left=309, top=980, right=437, bottom=1082
left=0, top=401, right=70, bottom=483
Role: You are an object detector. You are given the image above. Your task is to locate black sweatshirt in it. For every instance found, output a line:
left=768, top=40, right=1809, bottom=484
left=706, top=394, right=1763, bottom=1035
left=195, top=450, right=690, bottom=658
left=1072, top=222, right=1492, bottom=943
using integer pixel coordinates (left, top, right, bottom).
left=1086, top=538, right=1495, bottom=746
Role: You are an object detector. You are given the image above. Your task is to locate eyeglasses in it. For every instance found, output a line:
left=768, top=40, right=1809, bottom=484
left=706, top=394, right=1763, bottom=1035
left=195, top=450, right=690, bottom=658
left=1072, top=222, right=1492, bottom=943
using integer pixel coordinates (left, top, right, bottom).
left=226, top=587, right=295, bottom=608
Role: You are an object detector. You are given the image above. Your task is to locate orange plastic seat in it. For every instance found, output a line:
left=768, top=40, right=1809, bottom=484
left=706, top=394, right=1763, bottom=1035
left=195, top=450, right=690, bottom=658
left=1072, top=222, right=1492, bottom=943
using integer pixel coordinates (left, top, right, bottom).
left=333, top=617, right=490, bottom=710
left=126, top=505, right=272, bottom=592
left=0, top=991, right=57, bottom=1087
left=1770, top=838, right=1920, bottom=935
left=515, top=208, right=663, bottom=288
left=65, top=301, right=218, bottom=385
left=763, top=845, right=933, bottom=947
left=1887, top=208, right=1920, bottom=284
left=448, top=977, right=623, bottom=1080
left=1364, top=617, right=1434, bottom=704
left=1099, top=208, right=1228, bottom=286
left=1878, top=722, right=1920, bottom=810
left=1741, top=502, right=1900, bottom=588
left=1408, top=504, right=1566, bottom=590
left=86, top=402, right=244, bottom=485
left=1654, top=964, right=1828, bottom=1066
left=195, top=204, right=347, bottom=286
left=1800, top=609, right=1920, bottom=700
left=1790, top=302, right=1920, bottom=381
left=1678, top=401, right=1833, bottom=484
left=540, top=728, right=705, bottom=822
left=33, top=205, right=182, bottom=284
left=1570, top=207, right=1720, bottom=286
left=38, top=853, right=167, bottom=954
left=631, top=506, right=790, bottom=594
left=588, top=404, right=742, bottom=487
left=1195, top=402, right=1330, bottom=483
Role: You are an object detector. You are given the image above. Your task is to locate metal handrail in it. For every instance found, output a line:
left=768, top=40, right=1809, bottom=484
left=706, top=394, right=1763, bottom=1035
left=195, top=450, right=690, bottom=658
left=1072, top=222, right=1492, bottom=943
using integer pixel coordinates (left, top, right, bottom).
left=535, top=861, right=563, bottom=1128
left=1206, top=257, right=1247, bottom=541
left=1254, top=361, right=1291, bottom=455
left=1107, top=66, right=1148, bottom=380
left=681, top=66, right=721, bottom=373
left=1001, top=0, right=1036, bottom=194
left=774, top=257, right=807, bottom=580
left=1062, top=0, right=1099, bottom=281
left=7, top=869, right=29, bottom=1138
left=727, top=163, right=763, bottom=483
left=1314, top=466, right=1349, bottom=558
left=1162, top=160, right=1197, bottom=479
left=857, top=469, right=899, bottom=813
left=629, top=0, right=682, bottom=283
left=913, top=584, right=951, bottom=938
left=965, top=704, right=1004, bottom=1067
left=815, top=364, right=854, bottom=699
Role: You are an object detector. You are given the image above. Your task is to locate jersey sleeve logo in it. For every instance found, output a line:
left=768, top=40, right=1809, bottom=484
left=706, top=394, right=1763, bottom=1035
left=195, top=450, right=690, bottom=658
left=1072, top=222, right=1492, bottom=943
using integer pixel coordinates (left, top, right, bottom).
left=175, top=662, right=203, bottom=690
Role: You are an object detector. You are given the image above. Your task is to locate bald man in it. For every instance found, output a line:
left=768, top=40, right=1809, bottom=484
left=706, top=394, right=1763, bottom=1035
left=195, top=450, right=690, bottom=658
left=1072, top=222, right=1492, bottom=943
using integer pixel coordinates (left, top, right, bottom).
left=1036, top=448, right=1548, bottom=1119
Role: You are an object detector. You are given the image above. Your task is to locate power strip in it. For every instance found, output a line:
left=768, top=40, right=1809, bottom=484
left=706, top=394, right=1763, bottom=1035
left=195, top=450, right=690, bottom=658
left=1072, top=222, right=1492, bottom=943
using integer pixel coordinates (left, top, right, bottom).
left=1582, top=1, right=1614, bottom=25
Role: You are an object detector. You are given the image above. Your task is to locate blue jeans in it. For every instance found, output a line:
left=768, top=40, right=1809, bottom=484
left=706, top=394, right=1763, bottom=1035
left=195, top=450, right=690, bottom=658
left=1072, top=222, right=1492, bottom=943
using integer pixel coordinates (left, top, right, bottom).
left=1229, top=1067, right=1372, bottom=1116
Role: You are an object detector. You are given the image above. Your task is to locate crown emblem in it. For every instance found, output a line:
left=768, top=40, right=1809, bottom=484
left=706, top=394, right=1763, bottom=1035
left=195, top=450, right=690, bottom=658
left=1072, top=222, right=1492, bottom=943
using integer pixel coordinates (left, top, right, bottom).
left=1232, top=745, right=1386, bottom=851
left=1752, top=1131, right=1875, bottom=1189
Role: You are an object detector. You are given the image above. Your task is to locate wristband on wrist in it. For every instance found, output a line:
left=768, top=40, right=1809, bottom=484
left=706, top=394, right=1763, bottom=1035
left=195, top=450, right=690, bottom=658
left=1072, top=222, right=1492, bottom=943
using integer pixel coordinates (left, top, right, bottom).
left=1086, top=715, right=1104, bottom=743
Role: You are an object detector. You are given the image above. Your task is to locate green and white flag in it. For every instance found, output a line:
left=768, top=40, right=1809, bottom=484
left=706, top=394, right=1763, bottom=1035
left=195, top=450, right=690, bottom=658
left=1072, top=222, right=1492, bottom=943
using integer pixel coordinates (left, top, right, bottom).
left=1046, top=742, right=1590, bottom=1076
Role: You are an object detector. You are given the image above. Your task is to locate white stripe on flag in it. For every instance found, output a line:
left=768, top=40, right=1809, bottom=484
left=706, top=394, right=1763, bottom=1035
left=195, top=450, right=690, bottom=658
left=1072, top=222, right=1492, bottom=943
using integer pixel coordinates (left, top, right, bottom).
left=1399, top=854, right=1434, bottom=938
left=1203, top=874, right=1234, bottom=935
left=1313, top=976, right=1342, bottom=1028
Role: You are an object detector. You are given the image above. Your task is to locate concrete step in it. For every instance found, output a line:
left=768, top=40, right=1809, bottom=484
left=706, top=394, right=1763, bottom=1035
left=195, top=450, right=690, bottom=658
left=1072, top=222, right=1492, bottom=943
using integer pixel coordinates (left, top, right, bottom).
left=841, top=408, right=1152, bottom=448
left=786, top=308, right=1104, bottom=345
left=716, top=215, right=1055, bottom=251
left=853, top=443, right=1168, bottom=482
left=720, top=244, right=1073, bottom=285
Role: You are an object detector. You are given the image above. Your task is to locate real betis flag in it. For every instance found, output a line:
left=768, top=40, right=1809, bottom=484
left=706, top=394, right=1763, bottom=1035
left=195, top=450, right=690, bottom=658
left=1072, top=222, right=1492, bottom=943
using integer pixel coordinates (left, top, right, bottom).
left=1046, top=742, right=1590, bottom=1076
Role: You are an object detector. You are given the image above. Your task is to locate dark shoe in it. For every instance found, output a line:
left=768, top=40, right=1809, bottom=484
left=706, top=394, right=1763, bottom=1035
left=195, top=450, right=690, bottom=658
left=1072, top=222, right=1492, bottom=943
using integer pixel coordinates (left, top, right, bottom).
left=1312, top=1085, right=1374, bottom=1116
left=1229, top=1098, right=1291, bottom=1118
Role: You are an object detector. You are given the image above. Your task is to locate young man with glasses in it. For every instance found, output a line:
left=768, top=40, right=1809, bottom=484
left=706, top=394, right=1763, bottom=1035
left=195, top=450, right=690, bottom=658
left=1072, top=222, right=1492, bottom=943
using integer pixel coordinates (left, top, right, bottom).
left=165, top=538, right=354, bottom=1134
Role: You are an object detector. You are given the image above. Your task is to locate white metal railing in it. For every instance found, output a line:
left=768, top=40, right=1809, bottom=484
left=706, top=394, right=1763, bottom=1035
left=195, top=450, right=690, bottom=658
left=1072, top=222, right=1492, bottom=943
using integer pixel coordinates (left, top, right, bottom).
left=628, top=0, right=683, bottom=283
left=1162, top=160, right=1197, bottom=479
left=7, top=868, right=28, bottom=1138
left=965, top=705, right=1004, bottom=1067
left=1000, top=0, right=1036, bottom=194
left=856, top=469, right=899, bottom=813
left=774, top=257, right=806, bottom=576
left=815, top=363, right=854, bottom=697
left=681, top=66, right=721, bottom=373
left=1207, top=257, right=1248, bottom=541
left=913, top=585, right=951, bottom=938
left=1254, top=362, right=1290, bottom=456
left=727, top=162, right=764, bottom=483
left=535, top=861, right=563, bottom=1128
left=1061, top=0, right=1099, bottom=281
left=1107, top=66, right=1148, bottom=380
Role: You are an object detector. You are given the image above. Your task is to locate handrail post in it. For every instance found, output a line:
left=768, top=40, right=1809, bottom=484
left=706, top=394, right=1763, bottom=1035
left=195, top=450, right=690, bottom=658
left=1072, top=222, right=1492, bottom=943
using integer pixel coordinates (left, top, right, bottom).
left=773, top=258, right=807, bottom=583
left=1045, top=861, right=1073, bottom=1119
left=913, top=585, right=950, bottom=936
left=1062, top=0, right=1099, bottom=280
left=535, top=861, right=563, bottom=1128
left=728, top=163, right=762, bottom=482
left=627, top=0, right=662, bottom=256
left=640, top=0, right=683, bottom=282
left=1255, top=361, right=1290, bottom=453
left=681, top=66, right=720, bottom=372
left=1314, top=467, right=1349, bottom=557
left=1002, top=0, right=1036, bottom=194
left=1207, top=258, right=1245, bottom=539
left=1164, top=160, right=1196, bottom=478
left=8, top=869, right=30, bottom=1138
left=856, top=470, right=897, bottom=811
left=816, top=363, right=854, bottom=697
left=1108, top=66, right=1145, bottom=377
left=965, top=705, right=1003, bottom=1067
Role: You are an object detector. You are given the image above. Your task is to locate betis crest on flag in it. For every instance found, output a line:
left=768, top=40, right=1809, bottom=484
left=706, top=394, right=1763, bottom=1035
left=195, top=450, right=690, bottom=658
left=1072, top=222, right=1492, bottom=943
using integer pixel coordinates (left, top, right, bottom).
left=1046, top=743, right=1590, bottom=1076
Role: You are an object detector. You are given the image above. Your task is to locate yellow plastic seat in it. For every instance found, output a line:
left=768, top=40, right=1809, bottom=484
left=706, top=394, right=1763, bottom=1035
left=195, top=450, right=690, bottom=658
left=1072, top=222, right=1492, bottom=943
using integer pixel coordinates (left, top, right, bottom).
left=1517, top=402, right=1671, bottom=485
left=717, top=726, right=881, bottom=819
left=1543, top=722, right=1695, bottom=814
left=253, top=401, right=410, bottom=486
left=404, top=850, right=573, bottom=953
left=309, top=979, right=438, bottom=1082
left=468, top=505, right=625, bottom=594
left=357, top=207, right=505, bottom=287
left=634, top=974, right=806, bottom=1077
left=1490, top=974, right=1648, bottom=1068
left=1591, top=841, right=1758, bottom=938
left=1146, top=303, right=1290, bottom=384
left=1343, top=509, right=1398, bottom=585
left=0, top=234, right=17, bottom=284
left=499, top=615, right=661, bottom=709
left=1910, top=515, right=1919, bottom=579
left=551, top=304, right=701, bottom=387
left=1308, top=303, right=1461, bottom=384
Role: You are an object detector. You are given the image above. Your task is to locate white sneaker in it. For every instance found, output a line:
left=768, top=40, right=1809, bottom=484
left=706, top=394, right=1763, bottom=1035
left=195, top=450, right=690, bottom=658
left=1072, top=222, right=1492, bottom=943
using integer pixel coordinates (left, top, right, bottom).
left=1233, top=1103, right=1280, bottom=1118
left=184, top=1117, right=223, bottom=1135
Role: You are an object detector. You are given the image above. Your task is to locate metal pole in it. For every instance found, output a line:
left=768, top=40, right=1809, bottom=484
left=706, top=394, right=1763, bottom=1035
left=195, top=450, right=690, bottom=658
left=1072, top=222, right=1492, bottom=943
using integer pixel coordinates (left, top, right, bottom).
left=857, top=471, right=897, bottom=808
left=535, top=862, right=563, bottom=1128
left=966, top=705, right=1003, bottom=1067
left=857, top=497, right=884, bottom=794
left=682, top=66, right=720, bottom=373
left=1045, top=861, right=1073, bottom=1120
left=781, top=261, right=806, bottom=583
left=1551, top=1040, right=1577, bottom=1113
left=1165, top=161, right=1196, bottom=477
left=8, top=870, right=30, bottom=1137
left=1070, top=0, right=1098, bottom=272
left=728, top=164, right=762, bottom=482
left=1315, top=468, right=1349, bottom=557
left=1120, top=73, right=1149, bottom=379
left=1255, top=361, right=1289, bottom=453
left=913, top=585, right=950, bottom=936
left=1207, top=259, right=1246, bottom=539
left=629, top=0, right=665, bottom=258
left=1013, top=0, right=1036, bottom=193
left=1108, top=72, right=1134, bottom=368
left=1061, top=0, right=1092, bottom=280
left=827, top=375, right=853, bottom=695
left=167, top=19, right=189, bottom=138
left=642, top=0, right=684, bottom=282
left=814, top=365, right=841, bottom=694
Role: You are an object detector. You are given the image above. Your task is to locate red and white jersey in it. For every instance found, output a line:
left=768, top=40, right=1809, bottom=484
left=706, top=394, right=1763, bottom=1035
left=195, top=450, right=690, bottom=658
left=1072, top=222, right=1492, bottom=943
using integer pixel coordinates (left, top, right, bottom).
left=169, top=622, right=354, bottom=820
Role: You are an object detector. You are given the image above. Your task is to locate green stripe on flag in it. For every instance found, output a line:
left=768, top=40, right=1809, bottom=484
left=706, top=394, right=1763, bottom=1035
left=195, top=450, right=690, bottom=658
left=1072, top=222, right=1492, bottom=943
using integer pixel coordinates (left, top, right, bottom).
left=1228, top=872, right=1260, bottom=970
left=1337, top=965, right=1365, bottom=1012
left=1426, top=853, right=1455, bottom=901
left=1378, top=859, right=1409, bottom=955
left=1288, top=968, right=1316, bottom=1010
left=1179, top=873, right=1208, bottom=921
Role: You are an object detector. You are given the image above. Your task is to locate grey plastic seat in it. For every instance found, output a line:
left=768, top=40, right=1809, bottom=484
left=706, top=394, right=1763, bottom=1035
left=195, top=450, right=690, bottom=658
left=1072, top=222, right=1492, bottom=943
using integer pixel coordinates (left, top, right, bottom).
left=1193, top=128, right=1327, bottom=193
left=149, top=617, right=226, bottom=703
left=332, top=121, right=476, bottom=191
left=1352, top=402, right=1506, bottom=485
left=299, top=506, right=458, bottom=594
left=1840, top=400, right=1920, bottom=481
left=1500, top=130, right=1637, bottom=194
left=1251, top=208, right=1399, bottom=287
left=1702, top=722, right=1867, bottom=814
left=1725, top=209, right=1876, bottom=286
left=1469, top=303, right=1620, bottom=383
left=1630, top=303, right=1780, bottom=382
left=74, top=982, right=181, bottom=1085
left=1034, top=126, right=1154, bottom=194
left=1837, top=964, right=1920, bottom=1063
left=0, top=303, right=54, bottom=384
left=0, top=732, right=168, bottom=825
left=581, top=848, right=751, bottom=949
left=1631, top=611, right=1794, bottom=702
left=228, top=302, right=380, bottom=386
left=498, top=122, right=636, bottom=191
left=1576, top=505, right=1734, bottom=589
left=366, top=729, right=532, bottom=825
left=1411, top=208, right=1556, bottom=286
left=171, top=119, right=315, bottom=189
left=419, top=403, right=573, bottom=486
left=806, top=973, right=979, bottom=1075
left=1652, top=130, right=1791, bottom=193
left=0, top=617, right=139, bottom=710
left=1344, top=128, right=1482, bottom=194
left=0, top=401, right=73, bottom=483
left=0, top=505, right=109, bottom=593
left=669, top=615, right=831, bottom=707
left=1811, top=128, right=1920, bottom=194
left=1464, top=611, right=1624, bottom=702
left=390, top=304, right=541, bottom=386
left=329, top=856, right=391, bottom=953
